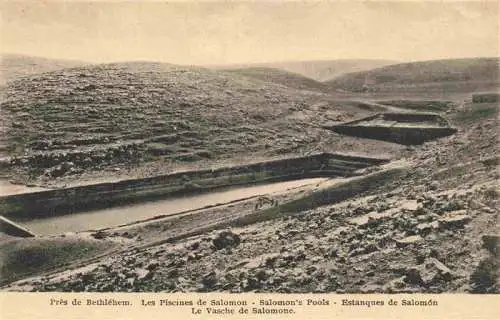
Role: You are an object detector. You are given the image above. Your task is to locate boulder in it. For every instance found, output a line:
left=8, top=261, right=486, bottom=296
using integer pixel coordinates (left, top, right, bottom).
left=481, top=235, right=499, bottom=256
left=438, top=211, right=471, bottom=229
left=212, top=230, right=241, bottom=250
left=395, top=235, right=423, bottom=248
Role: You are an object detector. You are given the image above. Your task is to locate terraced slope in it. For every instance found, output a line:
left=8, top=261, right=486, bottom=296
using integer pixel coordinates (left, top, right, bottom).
left=1, top=61, right=403, bottom=186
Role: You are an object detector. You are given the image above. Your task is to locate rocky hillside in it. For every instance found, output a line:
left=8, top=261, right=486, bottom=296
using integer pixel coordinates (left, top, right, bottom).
left=1, top=61, right=402, bottom=186
left=326, top=58, right=499, bottom=92
left=3, top=96, right=497, bottom=293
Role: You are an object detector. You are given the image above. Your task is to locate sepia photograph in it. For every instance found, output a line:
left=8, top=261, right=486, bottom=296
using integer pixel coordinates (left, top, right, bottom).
left=0, top=0, right=498, bottom=304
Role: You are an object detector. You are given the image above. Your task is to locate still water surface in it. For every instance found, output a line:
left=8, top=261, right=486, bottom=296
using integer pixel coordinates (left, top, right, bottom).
left=19, top=178, right=326, bottom=236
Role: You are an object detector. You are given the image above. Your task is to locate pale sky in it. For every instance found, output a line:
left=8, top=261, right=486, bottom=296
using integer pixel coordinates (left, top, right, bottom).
left=1, top=1, right=498, bottom=65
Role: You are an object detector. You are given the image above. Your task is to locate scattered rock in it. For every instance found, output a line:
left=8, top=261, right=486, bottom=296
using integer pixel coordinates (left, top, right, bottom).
left=350, top=243, right=379, bottom=256
left=481, top=235, right=499, bottom=255
left=242, top=277, right=261, bottom=291
left=398, top=257, right=455, bottom=288
left=470, top=256, right=498, bottom=293
left=420, top=258, right=455, bottom=285
left=438, top=211, right=471, bottom=229
left=429, top=258, right=452, bottom=275
left=395, top=235, right=423, bottom=248
left=201, top=271, right=218, bottom=289
left=212, top=230, right=241, bottom=250
left=428, top=181, right=440, bottom=191
left=91, top=230, right=109, bottom=240
left=285, top=229, right=300, bottom=237
left=437, top=200, right=467, bottom=213
left=146, top=262, right=160, bottom=271
left=121, top=232, right=136, bottom=239
left=384, top=276, right=408, bottom=292
left=186, top=241, right=200, bottom=251
left=349, top=210, right=394, bottom=228
left=403, top=268, right=425, bottom=286
left=416, top=222, right=438, bottom=235
left=400, top=200, right=421, bottom=211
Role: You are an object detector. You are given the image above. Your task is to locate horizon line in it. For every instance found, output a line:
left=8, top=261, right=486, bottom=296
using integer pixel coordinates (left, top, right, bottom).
left=1, top=52, right=499, bottom=67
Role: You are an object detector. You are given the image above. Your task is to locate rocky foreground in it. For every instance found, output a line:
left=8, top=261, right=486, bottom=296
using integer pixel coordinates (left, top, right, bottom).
left=4, top=102, right=498, bottom=293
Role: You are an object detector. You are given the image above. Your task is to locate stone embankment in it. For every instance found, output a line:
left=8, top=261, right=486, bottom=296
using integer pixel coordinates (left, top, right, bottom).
left=1, top=153, right=389, bottom=220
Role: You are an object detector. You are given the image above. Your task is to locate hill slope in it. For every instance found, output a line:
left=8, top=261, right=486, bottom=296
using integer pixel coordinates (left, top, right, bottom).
left=212, top=59, right=399, bottom=82
left=326, top=57, right=499, bottom=93
left=0, top=54, right=87, bottom=84
left=1, top=61, right=401, bottom=186
left=220, top=67, right=328, bottom=92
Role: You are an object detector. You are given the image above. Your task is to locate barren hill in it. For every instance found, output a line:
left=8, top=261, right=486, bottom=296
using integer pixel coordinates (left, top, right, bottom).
left=212, top=59, right=399, bottom=82
left=0, top=54, right=87, bottom=84
left=326, top=57, right=499, bottom=93
left=1, top=61, right=399, bottom=186
left=220, top=67, right=328, bottom=92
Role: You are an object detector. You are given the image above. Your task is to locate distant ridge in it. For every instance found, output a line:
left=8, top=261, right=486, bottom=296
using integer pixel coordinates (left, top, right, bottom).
left=325, top=57, right=499, bottom=92
left=1, top=54, right=88, bottom=84
left=220, top=67, right=328, bottom=92
left=210, top=59, right=399, bottom=82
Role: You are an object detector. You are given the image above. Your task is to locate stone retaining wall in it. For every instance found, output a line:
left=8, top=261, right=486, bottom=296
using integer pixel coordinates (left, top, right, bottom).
left=0, top=153, right=389, bottom=220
